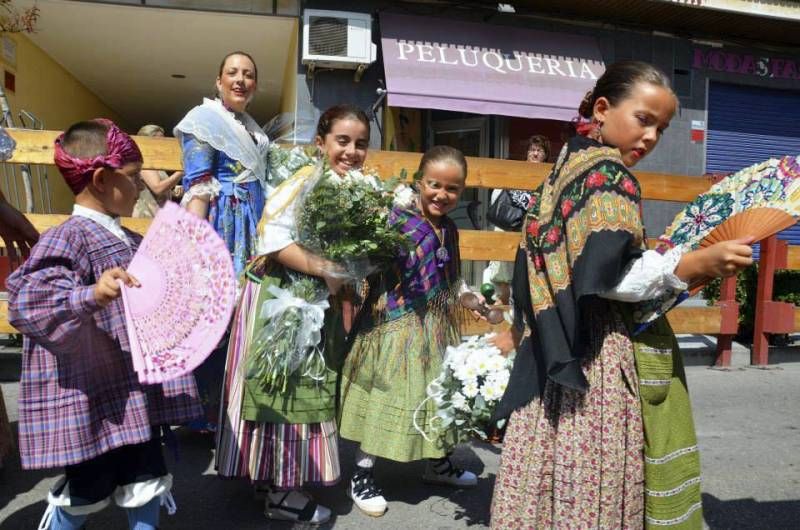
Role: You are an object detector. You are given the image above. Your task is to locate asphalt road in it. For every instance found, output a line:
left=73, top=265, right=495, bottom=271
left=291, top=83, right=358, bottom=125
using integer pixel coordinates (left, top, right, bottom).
left=1, top=343, right=799, bottom=529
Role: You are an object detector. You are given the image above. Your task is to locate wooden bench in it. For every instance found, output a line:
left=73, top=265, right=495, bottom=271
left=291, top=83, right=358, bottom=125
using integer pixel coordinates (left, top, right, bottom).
left=0, top=129, right=737, bottom=362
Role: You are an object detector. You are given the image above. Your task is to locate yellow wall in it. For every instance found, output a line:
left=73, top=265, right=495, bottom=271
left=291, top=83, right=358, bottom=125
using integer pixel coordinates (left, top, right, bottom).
left=278, top=19, right=298, bottom=134
left=0, top=34, right=125, bottom=214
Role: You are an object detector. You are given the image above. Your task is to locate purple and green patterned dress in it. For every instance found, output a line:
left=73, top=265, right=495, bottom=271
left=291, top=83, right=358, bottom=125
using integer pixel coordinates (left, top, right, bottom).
left=338, top=203, right=462, bottom=462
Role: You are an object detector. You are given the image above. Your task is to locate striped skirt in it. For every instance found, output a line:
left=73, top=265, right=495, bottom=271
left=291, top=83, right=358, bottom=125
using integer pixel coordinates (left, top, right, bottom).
left=215, top=279, right=340, bottom=489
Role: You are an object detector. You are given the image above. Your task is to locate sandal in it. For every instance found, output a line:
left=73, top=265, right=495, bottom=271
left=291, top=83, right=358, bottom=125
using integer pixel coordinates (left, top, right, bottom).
left=264, top=489, right=331, bottom=525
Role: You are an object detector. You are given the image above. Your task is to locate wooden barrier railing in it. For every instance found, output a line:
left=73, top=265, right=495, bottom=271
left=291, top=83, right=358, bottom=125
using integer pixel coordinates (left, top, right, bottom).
left=0, top=129, right=743, bottom=363
left=750, top=237, right=800, bottom=366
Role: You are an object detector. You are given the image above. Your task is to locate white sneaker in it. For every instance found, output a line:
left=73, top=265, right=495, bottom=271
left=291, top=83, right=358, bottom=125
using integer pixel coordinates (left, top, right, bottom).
left=349, top=467, right=387, bottom=517
left=264, top=489, right=331, bottom=525
left=422, top=457, right=478, bottom=488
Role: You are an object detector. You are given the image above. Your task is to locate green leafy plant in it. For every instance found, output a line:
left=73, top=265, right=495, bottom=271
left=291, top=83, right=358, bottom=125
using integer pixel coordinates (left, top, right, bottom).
left=296, top=160, right=411, bottom=274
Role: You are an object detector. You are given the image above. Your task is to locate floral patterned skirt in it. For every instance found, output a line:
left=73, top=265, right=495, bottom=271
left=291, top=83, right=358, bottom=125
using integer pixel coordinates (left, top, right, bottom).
left=491, top=309, right=645, bottom=529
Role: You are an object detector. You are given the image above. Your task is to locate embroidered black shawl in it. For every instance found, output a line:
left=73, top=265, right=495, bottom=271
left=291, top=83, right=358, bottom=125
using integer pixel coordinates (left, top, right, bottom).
left=495, top=135, right=645, bottom=418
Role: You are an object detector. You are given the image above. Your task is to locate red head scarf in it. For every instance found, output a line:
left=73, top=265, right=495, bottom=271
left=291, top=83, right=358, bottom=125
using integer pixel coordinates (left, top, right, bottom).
left=53, top=118, right=143, bottom=194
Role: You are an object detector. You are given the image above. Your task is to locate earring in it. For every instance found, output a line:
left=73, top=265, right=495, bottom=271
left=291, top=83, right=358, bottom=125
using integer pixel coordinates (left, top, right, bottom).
left=589, top=118, right=603, bottom=143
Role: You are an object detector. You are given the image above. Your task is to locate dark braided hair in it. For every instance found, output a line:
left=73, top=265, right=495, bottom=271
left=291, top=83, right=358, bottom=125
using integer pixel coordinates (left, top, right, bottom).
left=417, top=145, right=467, bottom=181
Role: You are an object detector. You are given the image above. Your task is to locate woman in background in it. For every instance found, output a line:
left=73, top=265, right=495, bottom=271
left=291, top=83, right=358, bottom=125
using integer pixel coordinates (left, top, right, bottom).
left=131, top=124, right=183, bottom=218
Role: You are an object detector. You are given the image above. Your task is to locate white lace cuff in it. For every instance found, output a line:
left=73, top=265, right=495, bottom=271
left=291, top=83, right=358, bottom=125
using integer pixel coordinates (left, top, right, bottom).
left=180, top=178, right=222, bottom=207
left=601, top=247, right=687, bottom=303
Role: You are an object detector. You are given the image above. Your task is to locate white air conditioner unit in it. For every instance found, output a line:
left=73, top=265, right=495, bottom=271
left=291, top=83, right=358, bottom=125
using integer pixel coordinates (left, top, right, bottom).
left=302, top=9, right=377, bottom=77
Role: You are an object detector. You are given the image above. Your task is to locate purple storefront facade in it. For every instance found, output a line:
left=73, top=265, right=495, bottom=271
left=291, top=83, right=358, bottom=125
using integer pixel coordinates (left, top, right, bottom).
left=298, top=2, right=800, bottom=236
left=379, top=13, right=605, bottom=121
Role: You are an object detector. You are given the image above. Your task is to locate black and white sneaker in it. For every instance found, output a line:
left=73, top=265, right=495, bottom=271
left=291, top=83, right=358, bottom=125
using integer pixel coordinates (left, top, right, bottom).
left=348, top=467, right=387, bottom=517
left=422, top=457, right=477, bottom=487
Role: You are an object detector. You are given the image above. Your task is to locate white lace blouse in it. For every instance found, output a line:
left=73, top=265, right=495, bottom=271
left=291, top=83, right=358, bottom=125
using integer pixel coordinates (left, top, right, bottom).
left=600, top=246, right=687, bottom=302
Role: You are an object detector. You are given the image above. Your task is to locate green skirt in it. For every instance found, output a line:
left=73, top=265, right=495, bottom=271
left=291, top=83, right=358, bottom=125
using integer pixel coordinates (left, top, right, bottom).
left=339, top=293, right=460, bottom=462
left=630, top=313, right=703, bottom=529
left=241, top=260, right=346, bottom=425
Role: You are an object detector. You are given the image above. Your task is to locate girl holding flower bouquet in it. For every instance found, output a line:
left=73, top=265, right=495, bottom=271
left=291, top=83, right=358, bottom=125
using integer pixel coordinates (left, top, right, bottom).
left=339, top=146, right=479, bottom=518
left=215, top=105, right=373, bottom=525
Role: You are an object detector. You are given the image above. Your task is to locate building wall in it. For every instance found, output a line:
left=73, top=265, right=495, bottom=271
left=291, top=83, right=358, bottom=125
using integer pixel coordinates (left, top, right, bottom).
left=298, top=1, right=800, bottom=234
left=272, top=21, right=300, bottom=142
left=0, top=34, right=126, bottom=214
left=278, top=20, right=299, bottom=122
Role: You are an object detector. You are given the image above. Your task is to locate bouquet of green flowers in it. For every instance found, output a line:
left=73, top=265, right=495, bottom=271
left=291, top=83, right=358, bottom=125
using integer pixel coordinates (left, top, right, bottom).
left=247, top=147, right=411, bottom=394
left=294, top=159, right=410, bottom=279
left=415, top=334, right=512, bottom=447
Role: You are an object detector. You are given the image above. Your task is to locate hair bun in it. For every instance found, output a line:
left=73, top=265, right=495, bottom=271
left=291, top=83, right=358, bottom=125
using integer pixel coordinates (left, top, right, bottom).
left=578, top=90, right=594, bottom=118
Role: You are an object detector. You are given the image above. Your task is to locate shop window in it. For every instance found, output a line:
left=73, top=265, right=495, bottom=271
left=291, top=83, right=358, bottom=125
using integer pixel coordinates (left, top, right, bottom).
left=384, top=107, right=423, bottom=152
left=507, top=117, right=569, bottom=164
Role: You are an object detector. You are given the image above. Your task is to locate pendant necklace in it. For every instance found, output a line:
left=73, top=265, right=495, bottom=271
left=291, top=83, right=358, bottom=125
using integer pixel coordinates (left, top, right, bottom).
left=426, top=215, right=450, bottom=263
left=431, top=225, right=450, bottom=263
left=418, top=198, right=450, bottom=265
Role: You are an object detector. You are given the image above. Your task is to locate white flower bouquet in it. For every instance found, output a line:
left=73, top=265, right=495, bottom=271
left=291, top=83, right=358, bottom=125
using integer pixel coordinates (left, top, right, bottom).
left=246, top=275, right=329, bottom=394
left=267, top=144, right=315, bottom=187
left=415, top=334, right=512, bottom=446
left=249, top=148, right=412, bottom=394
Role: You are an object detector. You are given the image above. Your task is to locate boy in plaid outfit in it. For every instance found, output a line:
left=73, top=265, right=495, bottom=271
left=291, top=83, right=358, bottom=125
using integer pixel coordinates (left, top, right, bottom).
left=7, top=119, right=201, bottom=530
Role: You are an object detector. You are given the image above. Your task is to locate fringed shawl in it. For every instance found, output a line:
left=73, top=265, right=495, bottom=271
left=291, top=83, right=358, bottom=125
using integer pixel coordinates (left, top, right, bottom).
left=496, top=135, right=645, bottom=418
left=383, top=205, right=461, bottom=321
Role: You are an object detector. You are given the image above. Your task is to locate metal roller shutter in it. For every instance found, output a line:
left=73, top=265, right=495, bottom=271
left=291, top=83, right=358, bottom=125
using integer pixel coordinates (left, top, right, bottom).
left=706, top=82, right=800, bottom=256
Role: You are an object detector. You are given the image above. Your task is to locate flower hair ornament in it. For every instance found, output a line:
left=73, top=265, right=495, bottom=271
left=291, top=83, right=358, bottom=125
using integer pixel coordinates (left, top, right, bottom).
left=53, top=118, right=143, bottom=195
left=574, top=116, right=603, bottom=142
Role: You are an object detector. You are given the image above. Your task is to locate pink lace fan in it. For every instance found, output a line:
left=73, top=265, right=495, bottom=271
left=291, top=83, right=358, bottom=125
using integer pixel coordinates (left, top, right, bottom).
left=121, top=202, right=236, bottom=385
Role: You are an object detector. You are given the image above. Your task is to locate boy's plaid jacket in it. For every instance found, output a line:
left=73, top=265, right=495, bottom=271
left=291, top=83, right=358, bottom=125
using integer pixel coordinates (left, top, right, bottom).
left=7, top=216, right=201, bottom=469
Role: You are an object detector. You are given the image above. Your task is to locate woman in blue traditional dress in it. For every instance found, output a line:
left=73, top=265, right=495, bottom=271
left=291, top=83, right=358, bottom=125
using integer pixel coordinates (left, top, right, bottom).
left=174, top=51, right=270, bottom=431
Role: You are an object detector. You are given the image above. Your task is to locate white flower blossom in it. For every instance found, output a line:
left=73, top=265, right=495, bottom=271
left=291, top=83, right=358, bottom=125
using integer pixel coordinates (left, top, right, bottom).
left=462, top=378, right=480, bottom=398
left=450, top=392, right=470, bottom=411
left=444, top=345, right=468, bottom=368
left=326, top=172, right=343, bottom=186
left=480, top=380, right=505, bottom=402
left=467, top=353, right=491, bottom=377
left=486, top=370, right=510, bottom=392
left=454, top=362, right=480, bottom=383
left=392, top=184, right=416, bottom=208
left=487, top=354, right=508, bottom=373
